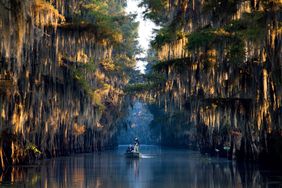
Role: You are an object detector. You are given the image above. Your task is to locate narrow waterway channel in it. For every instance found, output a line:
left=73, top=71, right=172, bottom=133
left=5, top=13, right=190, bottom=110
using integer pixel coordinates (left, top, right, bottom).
left=1, top=145, right=282, bottom=187
left=1, top=0, right=282, bottom=187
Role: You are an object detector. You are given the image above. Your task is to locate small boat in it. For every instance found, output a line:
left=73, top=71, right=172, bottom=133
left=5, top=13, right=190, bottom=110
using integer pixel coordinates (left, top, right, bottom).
left=124, top=151, right=141, bottom=158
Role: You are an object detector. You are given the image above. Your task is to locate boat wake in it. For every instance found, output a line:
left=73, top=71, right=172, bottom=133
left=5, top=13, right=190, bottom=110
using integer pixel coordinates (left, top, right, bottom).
left=140, top=154, right=157, bottom=159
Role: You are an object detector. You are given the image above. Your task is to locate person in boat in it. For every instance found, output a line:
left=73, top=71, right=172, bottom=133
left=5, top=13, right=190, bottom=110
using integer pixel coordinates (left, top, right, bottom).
left=135, top=137, right=140, bottom=145
left=127, top=145, right=134, bottom=153
left=133, top=137, right=139, bottom=152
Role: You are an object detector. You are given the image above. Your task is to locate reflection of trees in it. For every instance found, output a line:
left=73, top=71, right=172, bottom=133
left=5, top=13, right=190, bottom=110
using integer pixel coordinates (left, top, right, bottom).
left=0, top=153, right=131, bottom=187
left=146, top=152, right=274, bottom=187
left=0, top=166, right=42, bottom=187
left=0, top=150, right=281, bottom=187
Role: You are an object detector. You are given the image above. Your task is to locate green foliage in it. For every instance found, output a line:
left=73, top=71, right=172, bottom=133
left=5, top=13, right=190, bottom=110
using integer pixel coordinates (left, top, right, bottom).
left=187, top=26, right=246, bottom=64
left=72, top=69, right=91, bottom=94
left=150, top=4, right=186, bottom=49
left=226, top=40, right=245, bottom=64
left=58, top=0, right=139, bottom=109
left=225, top=11, right=266, bottom=42
left=145, top=72, right=166, bottom=84
left=125, top=83, right=155, bottom=93
left=83, top=59, right=97, bottom=72
left=151, top=25, right=185, bottom=49
left=187, top=27, right=238, bottom=50
left=151, top=27, right=178, bottom=49
left=185, top=11, right=268, bottom=65
left=139, top=0, right=169, bottom=24
left=80, top=2, right=123, bottom=43
left=187, top=28, right=216, bottom=50
left=114, top=14, right=141, bottom=58
left=79, top=1, right=140, bottom=66
left=69, top=60, right=97, bottom=95
left=153, top=58, right=192, bottom=72
left=25, top=143, right=42, bottom=155
left=125, top=72, right=166, bottom=94
left=65, top=0, right=135, bottom=45
left=141, top=0, right=187, bottom=50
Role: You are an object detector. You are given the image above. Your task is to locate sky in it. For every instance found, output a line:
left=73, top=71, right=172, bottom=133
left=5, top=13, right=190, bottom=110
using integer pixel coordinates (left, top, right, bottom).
left=125, top=0, right=159, bottom=73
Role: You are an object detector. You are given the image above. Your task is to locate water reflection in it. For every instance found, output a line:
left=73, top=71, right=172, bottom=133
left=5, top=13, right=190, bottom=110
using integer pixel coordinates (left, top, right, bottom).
left=125, top=159, right=139, bottom=178
left=1, top=146, right=282, bottom=187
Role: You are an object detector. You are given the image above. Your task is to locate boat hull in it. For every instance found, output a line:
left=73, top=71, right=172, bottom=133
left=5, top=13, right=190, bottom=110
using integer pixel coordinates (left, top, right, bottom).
left=124, top=152, right=141, bottom=158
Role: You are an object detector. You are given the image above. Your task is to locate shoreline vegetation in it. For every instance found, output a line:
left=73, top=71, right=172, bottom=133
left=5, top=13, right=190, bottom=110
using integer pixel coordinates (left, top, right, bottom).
left=0, top=0, right=281, bottom=175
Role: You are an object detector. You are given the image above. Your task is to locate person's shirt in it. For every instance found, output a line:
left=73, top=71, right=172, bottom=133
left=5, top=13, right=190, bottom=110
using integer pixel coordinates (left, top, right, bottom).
left=134, top=144, right=139, bottom=152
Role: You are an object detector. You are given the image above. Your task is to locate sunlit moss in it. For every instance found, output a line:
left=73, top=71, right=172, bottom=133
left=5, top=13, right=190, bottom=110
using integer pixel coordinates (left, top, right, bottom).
left=140, top=0, right=282, bottom=163
left=91, top=91, right=105, bottom=111
left=101, top=59, right=116, bottom=71
left=91, top=83, right=112, bottom=111
left=0, top=0, right=139, bottom=168
left=73, top=123, right=86, bottom=136
left=34, top=0, right=65, bottom=26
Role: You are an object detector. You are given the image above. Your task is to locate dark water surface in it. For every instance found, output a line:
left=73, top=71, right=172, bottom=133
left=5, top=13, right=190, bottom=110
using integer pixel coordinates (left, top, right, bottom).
left=1, top=145, right=282, bottom=188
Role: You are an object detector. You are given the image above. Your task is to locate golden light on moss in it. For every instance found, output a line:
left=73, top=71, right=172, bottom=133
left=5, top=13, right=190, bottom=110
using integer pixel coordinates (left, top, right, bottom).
left=76, top=50, right=89, bottom=64
left=112, top=33, right=123, bottom=43
left=1, top=109, right=5, bottom=119
left=207, top=49, right=217, bottom=64
left=101, top=59, right=116, bottom=71
left=157, top=38, right=188, bottom=61
left=73, top=123, right=86, bottom=136
left=209, top=87, right=215, bottom=95
left=91, top=83, right=112, bottom=111
left=213, top=28, right=230, bottom=37
left=34, top=0, right=65, bottom=26
left=0, top=0, right=137, bottom=169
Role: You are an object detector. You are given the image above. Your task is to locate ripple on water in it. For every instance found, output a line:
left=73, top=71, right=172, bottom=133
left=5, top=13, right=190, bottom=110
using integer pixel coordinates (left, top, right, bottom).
left=1, top=146, right=282, bottom=188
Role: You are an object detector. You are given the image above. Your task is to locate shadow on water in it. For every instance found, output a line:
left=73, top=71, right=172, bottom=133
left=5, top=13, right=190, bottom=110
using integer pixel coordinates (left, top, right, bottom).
left=1, top=145, right=282, bottom=188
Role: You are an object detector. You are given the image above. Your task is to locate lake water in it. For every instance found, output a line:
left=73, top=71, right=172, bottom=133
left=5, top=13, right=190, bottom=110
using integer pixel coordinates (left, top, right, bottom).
left=1, top=145, right=282, bottom=188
